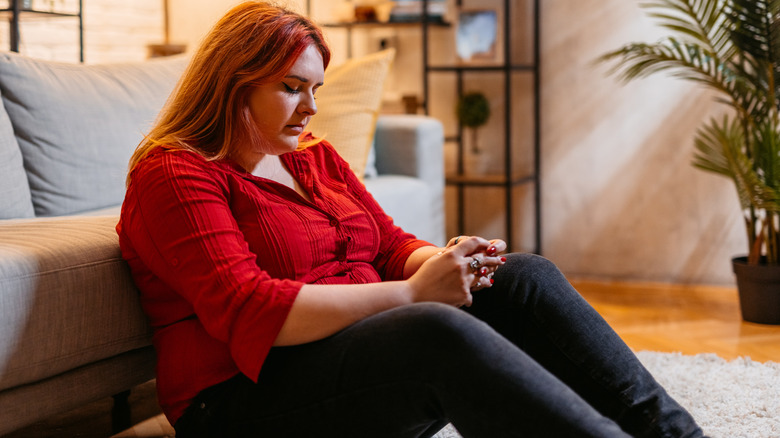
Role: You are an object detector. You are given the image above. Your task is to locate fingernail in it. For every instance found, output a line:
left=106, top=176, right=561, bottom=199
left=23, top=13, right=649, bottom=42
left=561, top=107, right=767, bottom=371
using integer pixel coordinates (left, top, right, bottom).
left=490, top=278, right=494, bottom=284
left=478, top=266, right=489, bottom=276
left=500, top=256, right=507, bottom=263
left=487, top=246, right=497, bottom=256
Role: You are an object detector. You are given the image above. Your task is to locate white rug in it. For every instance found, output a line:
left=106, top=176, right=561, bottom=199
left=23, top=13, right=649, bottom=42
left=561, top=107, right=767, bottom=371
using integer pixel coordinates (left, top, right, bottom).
left=432, top=351, right=780, bottom=438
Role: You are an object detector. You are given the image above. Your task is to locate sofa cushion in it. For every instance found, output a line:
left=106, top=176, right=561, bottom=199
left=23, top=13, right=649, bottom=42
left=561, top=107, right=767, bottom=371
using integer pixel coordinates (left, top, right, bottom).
left=0, top=87, right=34, bottom=219
left=364, top=175, right=436, bottom=244
left=0, top=52, right=187, bottom=216
left=307, top=49, right=395, bottom=179
left=0, top=216, right=152, bottom=391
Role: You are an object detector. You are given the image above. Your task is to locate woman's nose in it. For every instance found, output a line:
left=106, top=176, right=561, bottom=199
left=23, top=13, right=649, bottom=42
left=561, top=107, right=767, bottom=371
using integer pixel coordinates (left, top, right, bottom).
left=299, top=93, right=317, bottom=116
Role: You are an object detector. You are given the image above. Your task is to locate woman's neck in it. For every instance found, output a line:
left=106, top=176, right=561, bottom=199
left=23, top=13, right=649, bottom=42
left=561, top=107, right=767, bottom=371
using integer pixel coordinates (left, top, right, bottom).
left=248, top=154, right=311, bottom=202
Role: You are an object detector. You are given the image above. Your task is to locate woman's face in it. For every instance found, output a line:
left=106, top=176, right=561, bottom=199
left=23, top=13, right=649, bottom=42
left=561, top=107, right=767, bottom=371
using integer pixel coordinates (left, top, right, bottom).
left=246, top=44, right=324, bottom=157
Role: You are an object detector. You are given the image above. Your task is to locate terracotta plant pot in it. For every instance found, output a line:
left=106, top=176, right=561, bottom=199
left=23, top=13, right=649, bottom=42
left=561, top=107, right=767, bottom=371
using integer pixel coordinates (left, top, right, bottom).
left=732, top=257, right=780, bottom=325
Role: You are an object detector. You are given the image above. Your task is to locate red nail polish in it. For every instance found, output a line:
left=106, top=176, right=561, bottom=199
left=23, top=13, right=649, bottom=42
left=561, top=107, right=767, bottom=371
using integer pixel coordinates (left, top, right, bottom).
left=500, top=256, right=507, bottom=262
left=487, top=246, right=498, bottom=256
left=479, top=267, right=489, bottom=276
left=490, top=278, right=494, bottom=284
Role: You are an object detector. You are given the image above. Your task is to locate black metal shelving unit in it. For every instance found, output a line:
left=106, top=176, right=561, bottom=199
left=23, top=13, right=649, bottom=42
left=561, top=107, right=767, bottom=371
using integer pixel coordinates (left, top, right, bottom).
left=307, top=0, right=540, bottom=254
left=1, top=0, right=83, bottom=62
left=423, top=0, right=540, bottom=254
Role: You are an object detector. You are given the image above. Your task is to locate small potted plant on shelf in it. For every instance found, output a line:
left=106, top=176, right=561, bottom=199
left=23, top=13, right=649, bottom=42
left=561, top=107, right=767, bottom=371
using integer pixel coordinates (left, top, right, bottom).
left=456, top=91, right=491, bottom=154
left=599, top=0, right=780, bottom=324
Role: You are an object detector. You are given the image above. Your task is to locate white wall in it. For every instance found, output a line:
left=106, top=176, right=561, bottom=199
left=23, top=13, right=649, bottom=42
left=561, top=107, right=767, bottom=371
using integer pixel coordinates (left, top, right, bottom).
left=541, top=2, right=744, bottom=285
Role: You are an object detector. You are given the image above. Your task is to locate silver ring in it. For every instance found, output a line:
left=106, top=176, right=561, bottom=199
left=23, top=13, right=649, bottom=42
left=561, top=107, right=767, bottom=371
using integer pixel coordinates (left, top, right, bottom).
left=454, top=235, right=462, bottom=244
left=469, top=257, right=481, bottom=271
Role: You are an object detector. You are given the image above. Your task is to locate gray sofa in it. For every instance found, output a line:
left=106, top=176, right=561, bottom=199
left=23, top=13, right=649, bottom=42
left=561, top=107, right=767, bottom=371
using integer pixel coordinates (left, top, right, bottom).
left=0, top=51, right=444, bottom=435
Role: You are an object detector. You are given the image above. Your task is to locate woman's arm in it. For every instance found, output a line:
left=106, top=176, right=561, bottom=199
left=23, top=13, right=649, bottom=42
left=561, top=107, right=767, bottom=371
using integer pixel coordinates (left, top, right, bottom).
left=274, top=236, right=495, bottom=346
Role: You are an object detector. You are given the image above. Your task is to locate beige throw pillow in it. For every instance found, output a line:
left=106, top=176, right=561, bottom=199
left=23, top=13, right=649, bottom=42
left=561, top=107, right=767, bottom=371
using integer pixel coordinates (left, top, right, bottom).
left=307, top=48, right=395, bottom=179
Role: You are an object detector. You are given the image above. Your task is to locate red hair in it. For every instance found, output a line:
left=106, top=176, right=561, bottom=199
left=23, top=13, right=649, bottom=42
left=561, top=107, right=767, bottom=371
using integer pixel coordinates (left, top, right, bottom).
left=127, top=1, right=330, bottom=183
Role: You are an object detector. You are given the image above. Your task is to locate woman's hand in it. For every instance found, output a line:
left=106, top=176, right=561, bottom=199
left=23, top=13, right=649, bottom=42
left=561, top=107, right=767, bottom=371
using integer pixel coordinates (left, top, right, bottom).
left=406, top=236, right=506, bottom=307
left=468, top=237, right=508, bottom=291
left=444, top=236, right=507, bottom=292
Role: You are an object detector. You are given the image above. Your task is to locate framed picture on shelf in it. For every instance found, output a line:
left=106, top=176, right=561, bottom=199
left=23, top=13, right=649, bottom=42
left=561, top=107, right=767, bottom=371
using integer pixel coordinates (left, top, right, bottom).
left=455, top=9, right=501, bottom=64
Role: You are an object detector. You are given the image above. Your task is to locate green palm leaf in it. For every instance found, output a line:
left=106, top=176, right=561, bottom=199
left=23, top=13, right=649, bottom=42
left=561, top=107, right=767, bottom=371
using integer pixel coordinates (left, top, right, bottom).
left=641, top=0, right=733, bottom=56
left=693, top=115, right=751, bottom=208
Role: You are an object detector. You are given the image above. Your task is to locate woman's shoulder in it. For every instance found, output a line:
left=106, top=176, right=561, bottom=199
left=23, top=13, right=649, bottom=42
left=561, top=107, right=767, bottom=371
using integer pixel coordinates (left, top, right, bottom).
left=140, top=145, right=208, bottom=166
left=129, top=146, right=239, bottom=192
left=134, top=146, right=230, bottom=177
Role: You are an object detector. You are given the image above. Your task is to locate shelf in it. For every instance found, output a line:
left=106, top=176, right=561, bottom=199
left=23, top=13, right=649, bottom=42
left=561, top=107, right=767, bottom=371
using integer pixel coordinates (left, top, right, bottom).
left=427, top=0, right=541, bottom=254
left=427, top=64, right=536, bottom=73
left=446, top=174, right=536, bottom=187
left=0, top=8, right=79, bottom=18
left=322, top=20, right=450, bottom=29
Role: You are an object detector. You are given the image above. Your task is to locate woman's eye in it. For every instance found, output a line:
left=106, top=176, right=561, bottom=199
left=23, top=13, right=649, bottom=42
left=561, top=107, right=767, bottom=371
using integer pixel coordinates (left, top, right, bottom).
left=283, top=83, right=299, bottom=94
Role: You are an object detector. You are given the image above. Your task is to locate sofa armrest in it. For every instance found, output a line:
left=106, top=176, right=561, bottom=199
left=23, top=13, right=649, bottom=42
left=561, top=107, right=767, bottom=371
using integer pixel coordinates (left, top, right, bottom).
left=372, top=115, right=446, bottom=245
left=374, top=114, right=444, bottom=189
left=0, top=216, right=152, bottom=391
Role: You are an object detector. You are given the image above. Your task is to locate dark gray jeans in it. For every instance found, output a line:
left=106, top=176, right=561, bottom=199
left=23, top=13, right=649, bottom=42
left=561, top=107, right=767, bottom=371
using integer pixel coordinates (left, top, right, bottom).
left=174, top=253, right=704, bottom=438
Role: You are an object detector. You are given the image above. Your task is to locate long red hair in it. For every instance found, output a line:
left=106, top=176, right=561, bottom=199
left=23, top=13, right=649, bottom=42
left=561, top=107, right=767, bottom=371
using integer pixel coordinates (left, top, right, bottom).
left=127, top=1, right=330, bottom=184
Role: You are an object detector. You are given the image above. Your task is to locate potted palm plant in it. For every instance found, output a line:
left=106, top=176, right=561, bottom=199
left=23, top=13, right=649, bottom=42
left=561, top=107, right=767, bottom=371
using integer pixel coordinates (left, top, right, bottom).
left=599, top=0, right=780, bottom=324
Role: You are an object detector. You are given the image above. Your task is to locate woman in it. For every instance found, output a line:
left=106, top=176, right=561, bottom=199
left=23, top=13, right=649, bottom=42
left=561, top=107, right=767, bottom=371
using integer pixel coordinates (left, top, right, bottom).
left=117, top=2, right=705, bottom=437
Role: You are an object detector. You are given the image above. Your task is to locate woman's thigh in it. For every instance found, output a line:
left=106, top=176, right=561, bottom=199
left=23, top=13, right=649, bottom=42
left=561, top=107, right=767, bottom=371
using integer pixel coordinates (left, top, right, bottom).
left=225, top=303, right=466, bottom=437
left=182, top=300, right=625, bottom=438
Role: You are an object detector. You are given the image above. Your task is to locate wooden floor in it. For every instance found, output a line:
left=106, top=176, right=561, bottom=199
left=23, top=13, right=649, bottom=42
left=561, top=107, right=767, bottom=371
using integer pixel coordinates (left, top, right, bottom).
left=6, top=280, right=780, bottom=437
left=574, top=279, right=780, bottom=363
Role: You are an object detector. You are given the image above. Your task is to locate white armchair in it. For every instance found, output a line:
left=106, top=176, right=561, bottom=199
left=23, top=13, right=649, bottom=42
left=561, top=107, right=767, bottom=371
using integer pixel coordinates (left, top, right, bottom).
left=365, top=114, right=446, bottom=246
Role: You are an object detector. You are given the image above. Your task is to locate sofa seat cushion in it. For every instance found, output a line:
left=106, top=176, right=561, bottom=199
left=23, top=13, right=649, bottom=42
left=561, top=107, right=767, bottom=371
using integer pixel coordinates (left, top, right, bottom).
left=0, top=52, right=187, bottom=217
left=364, top=175, right=436, bottom=244
left=0, top=216, right=151, bottom=391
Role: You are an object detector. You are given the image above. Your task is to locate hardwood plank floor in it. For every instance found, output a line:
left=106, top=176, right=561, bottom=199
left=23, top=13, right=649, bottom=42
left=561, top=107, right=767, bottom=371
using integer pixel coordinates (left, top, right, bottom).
left=6, top=280, right=779, bottom=437
left=573, top=279, right=780, bottom=363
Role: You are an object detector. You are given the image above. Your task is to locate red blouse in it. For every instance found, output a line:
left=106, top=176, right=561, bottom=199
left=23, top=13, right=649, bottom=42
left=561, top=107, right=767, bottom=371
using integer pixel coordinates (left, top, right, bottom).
left=116, top=137, right=432, bottom=425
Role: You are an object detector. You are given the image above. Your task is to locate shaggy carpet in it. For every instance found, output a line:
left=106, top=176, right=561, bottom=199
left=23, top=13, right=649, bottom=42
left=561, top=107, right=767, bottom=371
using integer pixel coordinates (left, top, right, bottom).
left=432, top=351, right=780, bottom=438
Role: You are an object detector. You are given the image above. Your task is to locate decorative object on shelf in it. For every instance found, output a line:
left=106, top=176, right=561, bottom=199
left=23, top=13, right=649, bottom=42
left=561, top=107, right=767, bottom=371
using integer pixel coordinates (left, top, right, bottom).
left=402, top=94, right=420, bottom=114
left=21, top=0, right=32, bottom=10
left=389, top=0, right=447, bottom=23
left=455, top=9, right=498, bottom=63
left=354, top=5, right=377, bottom=21
left=351, top=0, right=394, bottom=22
left=148, top=0, right=186, bottom=57
left=599, top=0, right=780, bottom=324
left=456, top=91, right=490, bottom=154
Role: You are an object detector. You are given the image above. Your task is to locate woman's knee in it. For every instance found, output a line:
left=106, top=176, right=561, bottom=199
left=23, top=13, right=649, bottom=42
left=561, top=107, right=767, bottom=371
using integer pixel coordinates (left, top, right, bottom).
left=497, top=253, right=566, bottom=287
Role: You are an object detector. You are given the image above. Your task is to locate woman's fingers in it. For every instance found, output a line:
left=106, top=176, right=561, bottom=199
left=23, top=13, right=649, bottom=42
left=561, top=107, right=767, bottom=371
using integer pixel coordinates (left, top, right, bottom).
left=450, top=235, right=492, bottom=256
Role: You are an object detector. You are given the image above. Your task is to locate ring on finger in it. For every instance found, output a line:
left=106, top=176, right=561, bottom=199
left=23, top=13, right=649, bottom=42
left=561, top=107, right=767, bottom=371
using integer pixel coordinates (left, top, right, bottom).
left=469, top=257, right=481, bottom=271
